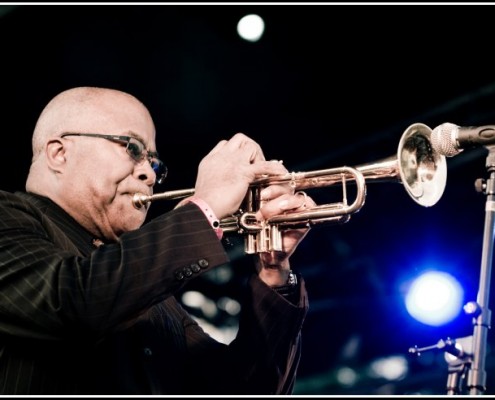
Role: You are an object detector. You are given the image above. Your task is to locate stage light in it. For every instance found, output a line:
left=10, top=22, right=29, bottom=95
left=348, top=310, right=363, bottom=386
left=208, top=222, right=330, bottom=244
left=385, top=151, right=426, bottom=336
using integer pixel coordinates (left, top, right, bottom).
left=237, top=14, right=265, bottom=42
left=181, top=290, right=218, bottom=319
left=368, top=355, right=408, bottom=381
left=217, top=296, right=241, bottom=316
left=336, top=366, right=358, bottom=387
left=405, top=271, right=464, bottom=326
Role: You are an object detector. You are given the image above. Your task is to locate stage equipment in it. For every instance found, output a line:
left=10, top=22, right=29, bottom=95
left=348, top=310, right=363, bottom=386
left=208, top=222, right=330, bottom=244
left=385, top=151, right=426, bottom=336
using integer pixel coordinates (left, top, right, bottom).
left=410, top=122, right=495, bottom=395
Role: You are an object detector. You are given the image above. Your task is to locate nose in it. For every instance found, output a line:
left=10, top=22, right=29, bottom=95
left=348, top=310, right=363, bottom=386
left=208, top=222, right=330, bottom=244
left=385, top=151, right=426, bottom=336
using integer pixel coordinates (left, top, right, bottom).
left=134, top=159, right=156, bottom=186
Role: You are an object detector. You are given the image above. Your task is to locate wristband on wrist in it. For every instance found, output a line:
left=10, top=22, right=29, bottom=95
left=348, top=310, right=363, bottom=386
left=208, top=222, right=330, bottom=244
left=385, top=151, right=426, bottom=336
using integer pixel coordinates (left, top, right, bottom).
left=184, top=197, right=223, bottom=240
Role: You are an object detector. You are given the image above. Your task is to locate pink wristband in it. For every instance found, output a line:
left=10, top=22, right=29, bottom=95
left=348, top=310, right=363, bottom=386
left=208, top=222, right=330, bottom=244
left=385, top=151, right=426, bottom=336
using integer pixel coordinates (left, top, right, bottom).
left=186, top=197, right=223, bottom=240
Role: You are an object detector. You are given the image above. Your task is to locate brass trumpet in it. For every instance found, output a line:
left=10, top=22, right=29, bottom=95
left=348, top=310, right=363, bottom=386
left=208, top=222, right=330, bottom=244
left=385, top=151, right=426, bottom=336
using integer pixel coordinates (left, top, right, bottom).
left=132, top=123, right=447, bottom=253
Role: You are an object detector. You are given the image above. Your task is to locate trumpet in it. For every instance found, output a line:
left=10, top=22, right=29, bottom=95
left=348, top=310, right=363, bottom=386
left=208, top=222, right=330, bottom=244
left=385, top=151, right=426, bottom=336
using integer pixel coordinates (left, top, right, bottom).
left=132, top=123, right=447, bottom=253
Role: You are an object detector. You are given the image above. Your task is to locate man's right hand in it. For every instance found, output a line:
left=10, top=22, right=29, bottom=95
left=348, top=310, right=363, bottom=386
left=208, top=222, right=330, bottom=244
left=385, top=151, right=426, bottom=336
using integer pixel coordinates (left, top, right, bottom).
left=193, top=133, right=288, bottom=219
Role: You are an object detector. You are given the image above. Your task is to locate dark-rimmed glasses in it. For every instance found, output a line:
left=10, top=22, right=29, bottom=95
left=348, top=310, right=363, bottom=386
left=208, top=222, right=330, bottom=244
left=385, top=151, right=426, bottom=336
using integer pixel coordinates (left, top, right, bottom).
left=60, top=133, right=168, bottom=184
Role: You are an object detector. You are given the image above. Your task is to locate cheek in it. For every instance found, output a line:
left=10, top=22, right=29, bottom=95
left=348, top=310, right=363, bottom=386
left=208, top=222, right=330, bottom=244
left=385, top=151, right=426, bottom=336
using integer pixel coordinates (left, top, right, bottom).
left=68, top=157, right=113, bottom=190
left=84, top=163, right=132, bottom=199
left=82, top=145, right=131, bottom=178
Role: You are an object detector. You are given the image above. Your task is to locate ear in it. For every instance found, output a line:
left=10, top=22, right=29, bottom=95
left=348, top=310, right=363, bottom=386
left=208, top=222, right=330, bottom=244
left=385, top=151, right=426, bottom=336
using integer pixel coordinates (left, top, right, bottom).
left=45, top=138, right=67, bottom=173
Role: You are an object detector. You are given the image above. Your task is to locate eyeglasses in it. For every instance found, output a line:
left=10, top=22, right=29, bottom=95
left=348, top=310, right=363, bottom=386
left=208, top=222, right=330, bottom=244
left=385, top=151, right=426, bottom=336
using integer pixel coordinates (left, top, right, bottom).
left=60, top=133, right=168, bottom=184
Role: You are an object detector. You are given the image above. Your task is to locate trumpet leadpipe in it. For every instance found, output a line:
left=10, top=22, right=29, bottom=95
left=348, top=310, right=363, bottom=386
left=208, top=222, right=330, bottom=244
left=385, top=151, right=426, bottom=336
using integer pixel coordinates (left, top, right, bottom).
left=132, top=188, right=195, bottom=209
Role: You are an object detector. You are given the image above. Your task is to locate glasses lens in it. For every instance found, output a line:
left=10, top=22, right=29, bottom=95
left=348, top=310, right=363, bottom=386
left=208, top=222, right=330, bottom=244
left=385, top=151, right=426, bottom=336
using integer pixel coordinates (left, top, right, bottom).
left=150, top=158, right=168, bottom=184
left=126, top=138, right=145, bottom=161
left=127, top=137, right=167, bottom=184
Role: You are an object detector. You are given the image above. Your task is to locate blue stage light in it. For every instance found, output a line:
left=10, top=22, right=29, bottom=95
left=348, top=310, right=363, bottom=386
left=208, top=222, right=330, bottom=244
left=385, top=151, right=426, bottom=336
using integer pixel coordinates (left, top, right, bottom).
left=405, top=271, right=464, bottom=326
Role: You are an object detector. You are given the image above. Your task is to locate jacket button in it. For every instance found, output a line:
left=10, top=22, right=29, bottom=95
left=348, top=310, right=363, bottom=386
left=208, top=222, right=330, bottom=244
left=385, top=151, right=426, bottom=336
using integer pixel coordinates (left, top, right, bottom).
left=175, top=270, right=184, bottom=280
left=198, top=259, right=209, bottom=269
left=143, top=347, right=153, bottom=356
left=190, top=263, right=201, bottom=273
left=183, top=266, right=193, bottom=277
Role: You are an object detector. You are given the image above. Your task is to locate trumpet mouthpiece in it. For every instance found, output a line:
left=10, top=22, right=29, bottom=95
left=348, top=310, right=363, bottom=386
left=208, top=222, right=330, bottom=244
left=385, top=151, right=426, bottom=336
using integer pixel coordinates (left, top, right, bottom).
left=132, top=193, right=150, bottom=209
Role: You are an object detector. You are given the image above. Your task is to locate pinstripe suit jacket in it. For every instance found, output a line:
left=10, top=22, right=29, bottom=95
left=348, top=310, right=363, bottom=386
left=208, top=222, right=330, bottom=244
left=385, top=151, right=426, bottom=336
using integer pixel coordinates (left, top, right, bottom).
left=0, top=190, right=308, bottom=395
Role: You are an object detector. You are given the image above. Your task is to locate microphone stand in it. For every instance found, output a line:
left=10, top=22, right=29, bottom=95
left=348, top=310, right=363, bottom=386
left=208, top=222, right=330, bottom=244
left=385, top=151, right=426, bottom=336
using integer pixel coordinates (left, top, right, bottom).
left=409, top=336, right=473, bottom=395
left=408, top=145, right=494, bottom=395
left=465, top=144, right=495, bottom=395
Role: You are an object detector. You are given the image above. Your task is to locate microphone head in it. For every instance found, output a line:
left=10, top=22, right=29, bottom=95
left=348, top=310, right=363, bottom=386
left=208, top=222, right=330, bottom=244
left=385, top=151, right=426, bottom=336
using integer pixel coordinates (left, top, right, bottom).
left=431, top=122, right=462, bottom=157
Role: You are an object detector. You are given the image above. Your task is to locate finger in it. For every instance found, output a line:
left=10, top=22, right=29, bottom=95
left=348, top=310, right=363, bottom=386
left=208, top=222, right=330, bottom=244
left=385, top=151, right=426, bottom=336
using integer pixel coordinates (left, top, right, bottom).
left=207, top=133, right=262, bottom=160
left=207, top=139, right=229, bottom=155
left=250, top=160, right=288, bottom=180
left=260, top=183, right=294, bottom=201
left=256, top=193, right=315, bottom=220
left=225, top=133, right=266, bottom=163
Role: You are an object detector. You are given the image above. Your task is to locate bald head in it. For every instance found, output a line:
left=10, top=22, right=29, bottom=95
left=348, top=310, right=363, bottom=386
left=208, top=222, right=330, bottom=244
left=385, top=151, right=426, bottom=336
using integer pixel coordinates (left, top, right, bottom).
left=31, top=87, right=150, bottom=161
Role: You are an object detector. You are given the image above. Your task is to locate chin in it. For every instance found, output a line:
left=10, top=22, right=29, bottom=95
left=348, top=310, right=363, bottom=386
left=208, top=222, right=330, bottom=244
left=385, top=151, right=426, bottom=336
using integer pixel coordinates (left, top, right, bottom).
left=127, top=216, right=146, bottom=231
left=110, top=199, right=147, bottom=232
left=114, top=212, right=146, bottom=234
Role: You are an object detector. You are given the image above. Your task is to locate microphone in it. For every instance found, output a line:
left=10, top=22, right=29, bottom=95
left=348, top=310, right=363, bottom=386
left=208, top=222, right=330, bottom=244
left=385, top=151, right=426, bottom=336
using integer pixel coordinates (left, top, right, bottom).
left=431, top=123, right=495, bottom=157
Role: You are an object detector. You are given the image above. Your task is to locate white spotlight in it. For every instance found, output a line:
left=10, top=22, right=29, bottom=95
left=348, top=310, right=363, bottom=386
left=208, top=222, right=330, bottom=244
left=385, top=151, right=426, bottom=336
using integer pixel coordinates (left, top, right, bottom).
left=237, top=14, right=265, bottom=42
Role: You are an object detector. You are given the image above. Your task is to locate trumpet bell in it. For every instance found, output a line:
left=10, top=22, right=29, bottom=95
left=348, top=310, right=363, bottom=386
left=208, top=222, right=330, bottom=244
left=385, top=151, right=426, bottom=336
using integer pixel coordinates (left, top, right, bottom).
left=398, top=123, right=447, bottom=207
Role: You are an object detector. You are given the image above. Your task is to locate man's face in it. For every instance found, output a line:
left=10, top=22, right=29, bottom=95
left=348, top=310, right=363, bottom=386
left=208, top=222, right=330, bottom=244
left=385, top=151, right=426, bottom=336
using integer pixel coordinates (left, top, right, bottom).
left=59, top=94, right=159, bottom=241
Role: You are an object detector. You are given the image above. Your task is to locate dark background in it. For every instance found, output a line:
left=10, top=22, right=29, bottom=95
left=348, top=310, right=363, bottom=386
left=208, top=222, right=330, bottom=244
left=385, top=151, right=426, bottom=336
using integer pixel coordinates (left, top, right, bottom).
left=1, top=3, right=495, bottom=395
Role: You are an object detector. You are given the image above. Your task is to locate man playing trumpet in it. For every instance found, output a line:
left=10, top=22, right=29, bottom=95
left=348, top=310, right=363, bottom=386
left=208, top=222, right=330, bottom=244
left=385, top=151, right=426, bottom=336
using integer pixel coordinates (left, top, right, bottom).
left=0, top=86, right=315, bottom=395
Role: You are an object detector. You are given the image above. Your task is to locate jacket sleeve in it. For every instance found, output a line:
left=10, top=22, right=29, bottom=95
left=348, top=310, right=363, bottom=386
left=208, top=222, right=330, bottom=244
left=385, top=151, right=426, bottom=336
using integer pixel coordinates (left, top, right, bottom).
left=180, top=273, right=309, bottom=395
left=0, top=192, right=229, bottom=339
